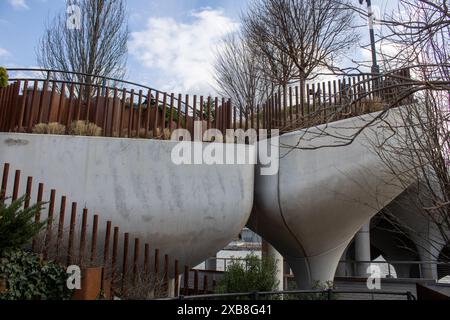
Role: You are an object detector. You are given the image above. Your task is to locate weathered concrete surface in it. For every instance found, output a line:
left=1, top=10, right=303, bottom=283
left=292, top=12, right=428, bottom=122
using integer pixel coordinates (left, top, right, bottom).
left=0, top=133, right=255, bottom=270
left=382, top=186, right=449, bottom=280
left=249, top=108, right=408, bottom=289
left=262, top=240, right=284, bottom=291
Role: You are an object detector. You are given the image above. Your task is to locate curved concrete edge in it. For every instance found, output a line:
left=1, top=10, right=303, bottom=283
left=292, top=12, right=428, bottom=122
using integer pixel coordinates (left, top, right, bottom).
left=251, top=108, right=410, bottom=288
left=0, top=133, right=255, bottom=270
left=286, top=240, right=352, bottom=289
left=383, top=186, right=450, bottom=279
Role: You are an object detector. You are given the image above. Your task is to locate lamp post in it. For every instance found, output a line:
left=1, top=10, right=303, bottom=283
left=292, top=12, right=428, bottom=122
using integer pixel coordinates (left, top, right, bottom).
left=359, top=0, right=380, bottom=75
left=359, top=0, right=380, bottom=95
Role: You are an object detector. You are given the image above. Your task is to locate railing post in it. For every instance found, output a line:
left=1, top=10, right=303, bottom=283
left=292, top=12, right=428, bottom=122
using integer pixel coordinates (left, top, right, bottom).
left=327, top=289, right=333, bottom=301
left=0, top=163, right=9, bottom=204
left=183, top=266, right=189, bottom=296
left=406, top=291, right=413, bottom=301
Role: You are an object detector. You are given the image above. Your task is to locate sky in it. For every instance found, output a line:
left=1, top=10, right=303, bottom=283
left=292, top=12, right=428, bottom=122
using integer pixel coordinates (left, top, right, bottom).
left=0, top=0, right=398, bottom=95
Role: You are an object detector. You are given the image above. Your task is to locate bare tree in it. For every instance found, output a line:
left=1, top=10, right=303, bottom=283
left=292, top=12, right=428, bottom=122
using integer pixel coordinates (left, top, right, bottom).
left=242, top=0, right=361, bottom=98
left=214, top=32, right=271, bottom=116
left=37, top=0, right=129, bottom=88
left=361, top=0, right=450, bottom=264
left=274, top=0, right=449, bottom=149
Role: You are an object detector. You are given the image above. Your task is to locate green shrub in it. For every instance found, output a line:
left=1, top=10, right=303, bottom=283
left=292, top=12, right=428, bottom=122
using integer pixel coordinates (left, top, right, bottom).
left=215, top=254, right=279, bottom=299
left=0, top=249, right=72, bottom=300
left=0, top=196, right=46, bottom=253
left=0, top=68, right=8, bottom=88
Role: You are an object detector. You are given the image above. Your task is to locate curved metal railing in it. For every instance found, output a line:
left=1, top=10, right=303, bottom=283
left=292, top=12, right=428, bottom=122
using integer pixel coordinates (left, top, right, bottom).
left=0, top=67, right=414, bottom=140
left=6, top=67, right=187, bottom=108
left=0, top=68, right=232, bottom=138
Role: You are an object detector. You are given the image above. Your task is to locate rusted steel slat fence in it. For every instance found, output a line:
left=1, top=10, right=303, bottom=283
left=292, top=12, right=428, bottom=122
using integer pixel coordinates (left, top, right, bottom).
left=0, top=69, right=233, bottom=139
left=0, top=68, right=413, bottom=140
left=0, top=162, right=206, bottom=299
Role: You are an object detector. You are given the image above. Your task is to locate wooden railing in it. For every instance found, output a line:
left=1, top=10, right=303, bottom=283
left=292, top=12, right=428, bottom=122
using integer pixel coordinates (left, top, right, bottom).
left=0, top=68, right=413, bottom=140
left=254, top=68, right=413, bottom=134
left=0, top=68, right=232, bottom=138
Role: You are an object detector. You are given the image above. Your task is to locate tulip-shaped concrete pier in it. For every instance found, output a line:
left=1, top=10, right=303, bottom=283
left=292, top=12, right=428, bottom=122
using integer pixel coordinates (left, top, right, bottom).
left=0, top=135, right=255, bottom=271
left=249, top=109, right=407, bottom=288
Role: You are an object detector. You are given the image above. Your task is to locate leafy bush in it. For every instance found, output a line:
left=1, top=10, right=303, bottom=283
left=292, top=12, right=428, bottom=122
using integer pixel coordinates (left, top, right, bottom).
left=0, top=68, right=8, bottom=88
left=0, top=196, right=46, bottom=253
left=215, top=254, right=279, bottom=299
left=0, top=249, right=72, bottom=300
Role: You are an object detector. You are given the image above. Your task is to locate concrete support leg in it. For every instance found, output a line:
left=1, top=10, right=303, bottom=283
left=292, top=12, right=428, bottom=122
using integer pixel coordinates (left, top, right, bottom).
left=168, top=278, right=175, bottom=298
left=262, top=240, right=284, bottom=291
left=355, top=223, right=371, bottom=277
left=287, top=240, right=350, bottom=289
left=335, top=246, right=349, bottom=278
left=415, top=236, right=440, bottom=280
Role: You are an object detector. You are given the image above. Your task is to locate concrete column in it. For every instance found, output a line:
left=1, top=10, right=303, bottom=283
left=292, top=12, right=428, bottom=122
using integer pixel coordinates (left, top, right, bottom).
left=355, top=222, right=371, bottom=277
left=335, top=246, right=349, bottom=278
left=262, top=240, right=284, bottom=291
left=168, top=278, right=176, bottom=298
left=415, top=233, right=440, bottom=280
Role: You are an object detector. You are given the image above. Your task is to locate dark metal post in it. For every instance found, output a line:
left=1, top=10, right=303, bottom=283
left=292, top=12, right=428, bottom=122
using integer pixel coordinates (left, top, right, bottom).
left=360, top=0, right=380, bottom=91
left=358, top=0, right=379, bottom=73
left=406, top=291, right=414, bottom=301
left=327, top=289, right=333, bottom=301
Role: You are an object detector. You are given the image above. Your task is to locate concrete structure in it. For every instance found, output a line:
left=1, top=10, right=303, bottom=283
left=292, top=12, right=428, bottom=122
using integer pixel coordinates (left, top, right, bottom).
left=379, top=187, right=450, bottom=280
left=249, top=109, right=409, bottom=289
left=0, top=133, right=255, bottom=271
left=262, top=240, right=284, bottom=291
left=2, top=109, right=445, bottom=290
left=355, top=223, right=371, bottom=277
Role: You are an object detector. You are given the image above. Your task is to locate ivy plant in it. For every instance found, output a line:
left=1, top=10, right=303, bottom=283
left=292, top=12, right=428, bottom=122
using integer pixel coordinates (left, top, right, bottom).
left=0, top=249, right=72, bottom=300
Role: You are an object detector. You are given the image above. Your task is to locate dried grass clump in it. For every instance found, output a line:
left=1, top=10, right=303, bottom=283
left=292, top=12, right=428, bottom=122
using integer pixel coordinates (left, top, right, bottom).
left=32, top=123, right=48, bottom=134
left=134, top=128, right=152, bottom=139
left=363, top=97, right=384, bottom=113
left=32, top=122, right=66, bottom=135
left=150, top=128, right=172, bottom=140
left=118, top=271, right=168, bottom=300
left=47, top=122, right=67, bottom=135
left=115, top=128, right=172, bottom=140
left=69, top=121, right=102, bottom=137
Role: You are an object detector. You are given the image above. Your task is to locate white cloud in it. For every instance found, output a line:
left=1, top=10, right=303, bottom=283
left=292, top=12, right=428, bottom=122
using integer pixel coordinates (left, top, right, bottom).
left=129, top=9, right=240, bottom=94
left=359, top=40, right=402, bottom=70
left=8, top=0, right=29, bottom=10
left=0, top=48, right=10, bottom=58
